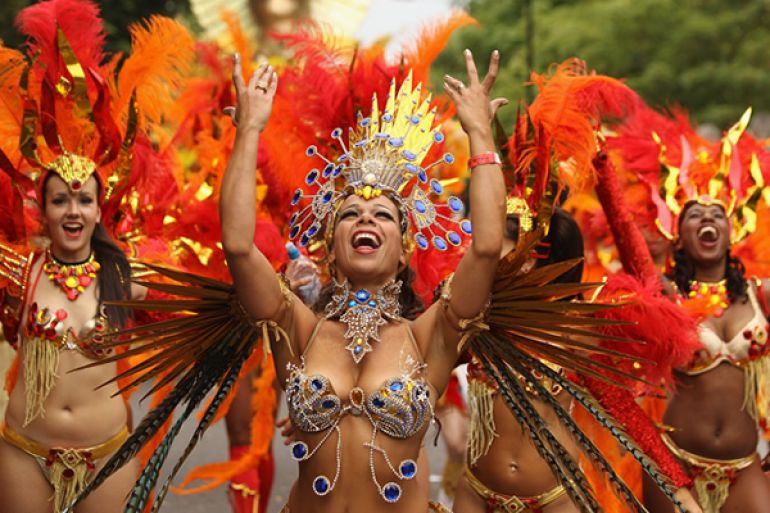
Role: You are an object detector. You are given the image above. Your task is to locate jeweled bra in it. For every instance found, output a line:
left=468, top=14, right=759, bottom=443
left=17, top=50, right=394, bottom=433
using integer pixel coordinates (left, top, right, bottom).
left=284, top=322, right=433, bottom=503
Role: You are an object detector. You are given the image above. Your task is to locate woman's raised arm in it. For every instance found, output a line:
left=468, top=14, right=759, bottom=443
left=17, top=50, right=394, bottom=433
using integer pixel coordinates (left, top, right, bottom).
left=442, top=50, right=507, bottom=321
left=220, top=56, right=287, bottom=321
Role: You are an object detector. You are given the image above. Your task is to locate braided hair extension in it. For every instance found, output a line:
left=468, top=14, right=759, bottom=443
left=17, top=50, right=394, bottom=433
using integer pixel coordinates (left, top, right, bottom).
left=500, top=342, right=687, bottom=513
left=476, top=341, right=602, bottom=512
left=478, top=336, right=649, bottom=512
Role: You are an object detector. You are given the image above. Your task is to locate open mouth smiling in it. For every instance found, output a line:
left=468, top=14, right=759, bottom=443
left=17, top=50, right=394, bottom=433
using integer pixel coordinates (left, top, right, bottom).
left=696, top=225, right=718, bottom=244
left=351, top=230, right=381, bottom=252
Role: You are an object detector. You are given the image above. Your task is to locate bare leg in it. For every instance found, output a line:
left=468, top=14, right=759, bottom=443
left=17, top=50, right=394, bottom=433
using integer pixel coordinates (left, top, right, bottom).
left=0, top=436, right=53, bottom=513
left=722, top=458, right=770, bottom=513
left=79, top=456, right=140, bottom=513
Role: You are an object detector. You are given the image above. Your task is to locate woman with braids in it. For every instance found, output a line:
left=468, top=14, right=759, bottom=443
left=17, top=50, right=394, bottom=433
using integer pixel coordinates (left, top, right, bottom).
left=595, top=99, right=770, bottom=512
left=0, top=1, right=194, bottom=512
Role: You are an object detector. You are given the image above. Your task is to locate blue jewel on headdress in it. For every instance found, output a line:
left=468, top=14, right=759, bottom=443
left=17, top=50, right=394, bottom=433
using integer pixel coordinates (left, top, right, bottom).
left=289, top=225, right=300, bottom=239
left=447, top=231, right=461, bottom=246
left=460, top=220, right=473, bottom=234
left=291, top=189, right=302, bottom=206
left=289, top=71, right=471, bottom=254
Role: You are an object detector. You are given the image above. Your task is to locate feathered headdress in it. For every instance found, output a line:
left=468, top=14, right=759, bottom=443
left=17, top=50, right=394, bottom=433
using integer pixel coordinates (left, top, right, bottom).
left=0, top=0, right=194, bottom=243
left=611, top=105, right=770, bottom=243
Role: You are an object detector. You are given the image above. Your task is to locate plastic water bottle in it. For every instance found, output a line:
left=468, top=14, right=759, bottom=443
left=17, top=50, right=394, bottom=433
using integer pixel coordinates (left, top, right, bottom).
left=285, top=242, right=321, bottom=305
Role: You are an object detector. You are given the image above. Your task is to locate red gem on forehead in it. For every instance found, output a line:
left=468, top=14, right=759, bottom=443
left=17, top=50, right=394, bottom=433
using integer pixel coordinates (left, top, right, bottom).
left=71, top=179, right=82, bottom=190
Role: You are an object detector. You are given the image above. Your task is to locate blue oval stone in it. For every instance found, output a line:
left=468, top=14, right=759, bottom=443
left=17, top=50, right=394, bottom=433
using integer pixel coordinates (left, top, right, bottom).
left=322, top=399, right=336, bottom=409
left=415, top=200, right=427, bottom=214
left=354, top=345, right=363, bottom=354
left=333, top=165, right=343, bottom=177
left=404, top=163, right=418, bottom=174
left=372, top=397, right=385, bottom=408
left=383, top=483, right=401, bottom=502
left=389, top=381, right=403, bottom=392
left=289, top=225, right=300, bottom=239
left=375, top=132, right=389, bottom=139
left=307, top=224, right=319, bottom=237
left=356, top=290, right=370, bottom=302
left=388, top=137, right=404, bottom=148
left=383, top=113, right=393, bottom=122
left=448, top=196, right=463, bottom=213
left=447, top=231, right=461, bottom=245
left=305, top=145, right=317, bottom=156
left=433, top=237, right=447, bottom=251
left=460, top=220, right=472, bottom=234
left=331, top=128, right=342, bottom=138
left=322, top=191, right=334, bottom=204
left=415, top=233, right=428, bottom=250
left=291, top=442, right=308, bottom=460
left=348, top=300, right=357, bottom=308
left=430, top=179, right=443, bottom=194
left=337, top=153, right=349, bottom=162
left=410, top=115, right=420, bottom=125
left=368, top=300, right=376, bottom=307
left=311, top=379, right=323, bottom=391
left=402, top=150, right=417, bottom=161
left=305, top=169, right=319, bottom=185
left=299, top=234, right=310, bottom=247
left=291, top=189, right=302, bottom=205
left=443, top=153, right=455, bottom=164
left=322, top=163, right=334, bottom=177
left=313, top=476, right=330, bottom=495
left=433, top=132, right=445, bottom=143
left=400, top=460, right=416, bottom=479
left=418, top=170, right=428, bottom=183
left=360, top=117, right=371, bottom=127
left=289, top=212, right=299, bottom=226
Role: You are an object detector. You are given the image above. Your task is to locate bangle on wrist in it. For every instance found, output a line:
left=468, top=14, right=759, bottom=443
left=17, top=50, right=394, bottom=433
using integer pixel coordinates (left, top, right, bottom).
left=468, top=151, right=501, bottom=170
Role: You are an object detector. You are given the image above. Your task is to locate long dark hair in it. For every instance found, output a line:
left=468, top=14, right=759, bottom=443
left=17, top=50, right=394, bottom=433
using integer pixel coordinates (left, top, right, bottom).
left=535, top=207, right=585, bottom=284
left=667, top=203, right=748, bottom=302
left=41, top=174, right=133, bottom=327
left=312, top=266, right=425, bottom=321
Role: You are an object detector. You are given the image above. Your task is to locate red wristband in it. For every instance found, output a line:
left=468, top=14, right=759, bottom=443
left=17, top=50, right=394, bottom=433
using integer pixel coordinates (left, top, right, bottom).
left=468, top=151, right=501, bottom=169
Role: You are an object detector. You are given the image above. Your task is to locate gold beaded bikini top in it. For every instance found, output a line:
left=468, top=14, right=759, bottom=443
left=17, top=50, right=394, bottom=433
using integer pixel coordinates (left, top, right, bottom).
left=24, top=302, right=112, bottom=359
left=283, top=319, right=434, bottom=503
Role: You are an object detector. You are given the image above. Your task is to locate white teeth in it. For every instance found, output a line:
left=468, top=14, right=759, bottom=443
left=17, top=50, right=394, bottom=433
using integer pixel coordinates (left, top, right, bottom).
left=353, top=232, right=380, bottom=248
left=697, top=226, right=717, bottom=241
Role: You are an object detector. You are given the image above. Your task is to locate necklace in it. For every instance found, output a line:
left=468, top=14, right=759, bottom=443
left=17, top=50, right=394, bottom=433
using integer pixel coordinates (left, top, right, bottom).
left=43, top=249, right=101, bottom=301
left=325, top=280, right=401, bottom=364
left=687, top=278, right=729, bottom=317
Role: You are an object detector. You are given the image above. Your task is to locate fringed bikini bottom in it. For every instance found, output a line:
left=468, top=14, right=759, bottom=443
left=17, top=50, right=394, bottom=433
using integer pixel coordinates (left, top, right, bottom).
left=1, top=424, right=128, bottom=513
left=660, top=432, right=755, bottom=513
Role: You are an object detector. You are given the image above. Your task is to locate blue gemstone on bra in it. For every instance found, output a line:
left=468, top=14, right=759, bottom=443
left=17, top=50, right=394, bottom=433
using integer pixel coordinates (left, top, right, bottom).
left=333, top=165, right=343, bottom=177
left=322, top=399, right=336, bottom=409
left=322, top=163, right=334, bottom=177
left=389, top=381, right=403, bottom=392
left=305, top=169, right=319, bottom=185
left=291, top=189, right=302, bottom=205
left=388, top=137, right=404, bottom=148
left=432, top=236, right=447, bottom=251
left=311, top=379, right=323, bottom=391
left=354, top=345, right=363, bottom=354
left=418, top=170, right=427, bottom=183
left=321, top=191, right=334, bottom=203
left=356, top=290, right=371, bottom=302
left=307, top=224, right=319, bottom=237
left=372, top=397, right=385, bottom=408
left=399, top=460, right=417, bottom=479
left=313, top=476, right=330, bottom=495
left=415, top=233, right=428, bottom=250
left=382, top=483, right=401, bottom=502
left=289, top=225, right=300, bottom=239
left=430, top=179, right=443, bottom=194
left=368, top=300, right=376, bottom=307
left=291, top=442, right=308, bottom=460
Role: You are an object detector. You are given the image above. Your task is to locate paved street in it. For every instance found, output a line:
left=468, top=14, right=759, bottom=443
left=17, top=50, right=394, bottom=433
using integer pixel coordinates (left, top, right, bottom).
left=133, top=393, right=450, bottom=513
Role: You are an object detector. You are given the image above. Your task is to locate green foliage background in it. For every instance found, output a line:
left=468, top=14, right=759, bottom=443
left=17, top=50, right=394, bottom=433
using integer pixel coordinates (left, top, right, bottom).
left=3, top=0, right=769, bottom=130
left=432, top=0, right=770, bottom=129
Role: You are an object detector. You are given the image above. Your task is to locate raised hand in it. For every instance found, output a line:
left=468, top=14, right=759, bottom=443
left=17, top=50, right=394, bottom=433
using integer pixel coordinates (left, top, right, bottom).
left=443, top=49, right=507, bottom=135
left=223, top=53, right=277, bottom=132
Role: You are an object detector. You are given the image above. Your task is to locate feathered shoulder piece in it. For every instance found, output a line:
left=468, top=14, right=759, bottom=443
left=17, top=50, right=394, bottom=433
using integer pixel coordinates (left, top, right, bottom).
left=0, top=238, right=36, bottom=347
left=466, top=231, right=688, bottom=512
left=64, top=264, right=282, bottom=513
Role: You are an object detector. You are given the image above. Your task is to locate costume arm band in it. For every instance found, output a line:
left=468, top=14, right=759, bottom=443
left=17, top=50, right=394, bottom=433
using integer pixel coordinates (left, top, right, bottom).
left=580, top=375, right=692, bottom=488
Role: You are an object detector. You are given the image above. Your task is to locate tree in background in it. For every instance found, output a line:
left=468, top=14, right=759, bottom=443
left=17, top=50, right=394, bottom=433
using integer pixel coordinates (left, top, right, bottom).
left=433, top=0, right=770, bottom=130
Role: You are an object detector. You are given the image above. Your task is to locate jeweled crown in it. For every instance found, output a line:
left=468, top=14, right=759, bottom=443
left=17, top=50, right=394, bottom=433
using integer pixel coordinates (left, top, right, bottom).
left=288, top=71, right=471, bottom=252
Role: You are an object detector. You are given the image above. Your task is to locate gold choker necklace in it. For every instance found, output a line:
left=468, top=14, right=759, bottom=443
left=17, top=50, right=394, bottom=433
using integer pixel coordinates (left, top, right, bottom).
left=43, top=250, right=101, bottom=301
left=688, top=278, right=729, bottom=317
